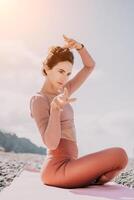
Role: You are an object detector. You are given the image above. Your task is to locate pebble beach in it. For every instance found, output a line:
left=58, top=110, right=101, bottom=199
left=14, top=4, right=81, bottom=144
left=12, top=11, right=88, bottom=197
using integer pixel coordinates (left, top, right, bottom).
left=0, top=151, right=134, bottom=192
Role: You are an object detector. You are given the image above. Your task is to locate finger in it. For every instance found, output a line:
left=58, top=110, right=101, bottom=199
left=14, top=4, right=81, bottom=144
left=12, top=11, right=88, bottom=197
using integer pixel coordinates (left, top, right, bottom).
left=68, top=98, right=77, bottom=103
left=69, top=43, right=77, bottom=49
left=55, top=101, right=63, bottom=111
left=63, top=34, right=70, bottom=41
left=57, top=97, right=64, bottom=105
left=53, top=101, right=60, bottom=110
left=63, top=35, right=75, bottom=44
left=68, top=40, right=76, bottom=45
left=63, top=87, right=68, bottom=99
left=67, top=42, right=75, bottom=48
left=55, top=97, right=63, bottom=106
left=73, top=43, right=78, bottom=49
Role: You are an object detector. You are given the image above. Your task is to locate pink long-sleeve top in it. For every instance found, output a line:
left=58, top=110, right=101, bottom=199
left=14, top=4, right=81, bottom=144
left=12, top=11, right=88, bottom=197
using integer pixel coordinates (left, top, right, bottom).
left=29, top=47, right=95, bottom=150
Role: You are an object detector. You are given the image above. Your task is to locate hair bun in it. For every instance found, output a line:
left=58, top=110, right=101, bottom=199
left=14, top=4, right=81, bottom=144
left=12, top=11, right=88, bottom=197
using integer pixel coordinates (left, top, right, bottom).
left=48, top=46, right=56, bottom=54
left=48, top=46, right=70, bottom=56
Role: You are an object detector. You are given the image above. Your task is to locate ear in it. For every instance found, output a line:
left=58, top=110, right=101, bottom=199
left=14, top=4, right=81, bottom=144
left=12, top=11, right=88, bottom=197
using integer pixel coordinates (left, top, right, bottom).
left=44, top=64, right=50, bottom=73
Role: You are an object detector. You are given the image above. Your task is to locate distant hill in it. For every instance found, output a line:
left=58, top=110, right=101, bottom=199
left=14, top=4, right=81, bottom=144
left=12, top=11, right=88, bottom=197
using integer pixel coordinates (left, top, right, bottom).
left=0, top=130, right=46, bottom=155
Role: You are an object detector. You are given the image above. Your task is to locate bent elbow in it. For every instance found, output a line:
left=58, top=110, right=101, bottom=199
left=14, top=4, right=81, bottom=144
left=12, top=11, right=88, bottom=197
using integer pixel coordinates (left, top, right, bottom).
left=49, top=146, right=58, bottom=150
left=48, top=143, right=59, bottom=150
left=85, top=61, right=96, bottom=69
left=44, top=137, right=60, bottom=150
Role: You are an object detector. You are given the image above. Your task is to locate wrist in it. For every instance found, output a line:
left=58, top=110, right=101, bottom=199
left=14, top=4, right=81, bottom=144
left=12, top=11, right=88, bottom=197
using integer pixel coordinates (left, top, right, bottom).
left=76, top=43, right=84, bottom=51
left=50, top=106, right=62, bottom=114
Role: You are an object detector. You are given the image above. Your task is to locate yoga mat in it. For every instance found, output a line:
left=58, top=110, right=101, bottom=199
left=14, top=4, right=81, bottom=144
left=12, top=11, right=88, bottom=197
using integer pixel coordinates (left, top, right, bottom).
left=1, top=170, right=134, bottom=200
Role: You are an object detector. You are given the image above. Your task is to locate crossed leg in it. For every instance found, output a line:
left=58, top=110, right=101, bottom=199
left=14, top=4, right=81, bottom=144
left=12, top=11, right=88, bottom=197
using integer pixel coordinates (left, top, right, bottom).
left=60, top=147, right=128, bottom=188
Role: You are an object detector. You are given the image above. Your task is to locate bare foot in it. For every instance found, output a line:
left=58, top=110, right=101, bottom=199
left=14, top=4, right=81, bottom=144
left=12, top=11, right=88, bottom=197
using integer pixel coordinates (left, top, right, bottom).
left=94, top=175, right=110, bottom=185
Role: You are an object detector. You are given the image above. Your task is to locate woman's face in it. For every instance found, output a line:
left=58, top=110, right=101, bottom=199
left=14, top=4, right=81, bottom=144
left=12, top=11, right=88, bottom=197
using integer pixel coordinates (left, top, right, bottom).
left=45, top=61, right=73, bottom=90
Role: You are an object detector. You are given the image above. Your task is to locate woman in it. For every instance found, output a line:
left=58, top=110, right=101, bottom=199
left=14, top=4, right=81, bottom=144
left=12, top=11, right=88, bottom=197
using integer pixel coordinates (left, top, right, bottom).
left=30, top=34, right=128, bottom=189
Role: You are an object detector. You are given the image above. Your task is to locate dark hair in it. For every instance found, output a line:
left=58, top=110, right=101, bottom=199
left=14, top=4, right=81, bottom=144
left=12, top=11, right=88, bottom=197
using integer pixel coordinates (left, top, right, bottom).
left=42, top=46, right=74, bottom=76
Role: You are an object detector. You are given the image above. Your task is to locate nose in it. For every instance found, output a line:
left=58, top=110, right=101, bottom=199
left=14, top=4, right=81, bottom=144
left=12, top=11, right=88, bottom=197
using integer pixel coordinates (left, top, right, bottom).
left=60, top=79, right=66, bottom=84
left=60, top=75, right=69, bottom=84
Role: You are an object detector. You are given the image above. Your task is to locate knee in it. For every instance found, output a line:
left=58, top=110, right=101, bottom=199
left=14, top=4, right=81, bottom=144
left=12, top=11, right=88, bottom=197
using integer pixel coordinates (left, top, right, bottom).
left=40, top=170, right=45, bottom=184
left=40, top=169, right=48, bottom=185
left=114, top=147, right=128, bottom=169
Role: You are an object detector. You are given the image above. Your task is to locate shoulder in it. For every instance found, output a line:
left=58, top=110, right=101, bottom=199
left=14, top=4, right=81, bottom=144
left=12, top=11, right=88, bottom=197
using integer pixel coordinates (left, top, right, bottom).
left=30, top=93, right=49, bottom=104
left=30, top=94, right=50, bottom=118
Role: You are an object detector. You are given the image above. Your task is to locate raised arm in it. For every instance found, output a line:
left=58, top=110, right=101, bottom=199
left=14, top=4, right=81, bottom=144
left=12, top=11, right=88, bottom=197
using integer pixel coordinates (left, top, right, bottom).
left=64, top=46, right=95, bottom=96
left=30, top=96, right=61, bottom=150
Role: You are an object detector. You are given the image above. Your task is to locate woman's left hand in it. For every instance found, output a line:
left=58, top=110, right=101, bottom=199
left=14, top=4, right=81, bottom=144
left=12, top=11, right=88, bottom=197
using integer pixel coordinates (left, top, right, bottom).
left=51, top=87, right=77, bottom=112
left=62, top=34, right=82, bottom=50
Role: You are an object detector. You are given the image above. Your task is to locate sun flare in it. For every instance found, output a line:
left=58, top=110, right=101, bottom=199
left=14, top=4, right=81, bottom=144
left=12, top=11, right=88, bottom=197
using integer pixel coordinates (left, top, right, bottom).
left=0, top=0, right=10, bottom=7
left=0, top=0, right=15, bottom=14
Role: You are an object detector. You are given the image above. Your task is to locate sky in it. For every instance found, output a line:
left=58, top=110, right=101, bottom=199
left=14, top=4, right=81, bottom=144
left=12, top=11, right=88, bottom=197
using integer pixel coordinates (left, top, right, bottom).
left=0, top=0, right=134, bottom=158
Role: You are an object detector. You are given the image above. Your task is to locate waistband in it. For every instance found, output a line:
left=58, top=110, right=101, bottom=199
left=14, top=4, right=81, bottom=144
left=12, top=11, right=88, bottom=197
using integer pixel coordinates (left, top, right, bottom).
left=46, top=138, right=78, bottom=160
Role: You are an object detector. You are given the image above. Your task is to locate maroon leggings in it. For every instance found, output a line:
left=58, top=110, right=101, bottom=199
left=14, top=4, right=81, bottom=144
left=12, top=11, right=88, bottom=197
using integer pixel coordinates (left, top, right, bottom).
left=40, top=138, right=128, bottom=189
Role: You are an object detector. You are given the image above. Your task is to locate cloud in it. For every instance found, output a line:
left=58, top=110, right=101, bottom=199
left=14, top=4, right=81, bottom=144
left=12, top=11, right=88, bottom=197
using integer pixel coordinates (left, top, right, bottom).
left=0, top=40, right=44, bottom=145
left=0, top=40, right=39, bottom=70
left=75, top=109, right=134, bottom=158
left=99, top=109, right=134, bottom=136
left=0, top=39, right=43, bottom=95
left=0, top=90, right=44, bottom=147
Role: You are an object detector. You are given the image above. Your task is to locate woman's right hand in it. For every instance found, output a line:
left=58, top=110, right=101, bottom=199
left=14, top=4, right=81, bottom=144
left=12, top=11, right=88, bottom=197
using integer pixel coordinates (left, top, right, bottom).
left=50, top=87, right=77, bottom=112
left=62, top=34, right=82, bottom=50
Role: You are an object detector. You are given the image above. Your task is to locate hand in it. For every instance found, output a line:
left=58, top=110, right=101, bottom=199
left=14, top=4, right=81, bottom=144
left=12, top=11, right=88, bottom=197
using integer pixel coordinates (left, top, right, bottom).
left=50, top=87, right=77, bottom=112
left=62, top=34, right=83, bottom=50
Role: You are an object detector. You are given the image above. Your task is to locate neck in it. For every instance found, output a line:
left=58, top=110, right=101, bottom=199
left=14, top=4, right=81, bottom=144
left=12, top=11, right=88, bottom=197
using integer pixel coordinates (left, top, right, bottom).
left=40, top=80, right=63, bottom=95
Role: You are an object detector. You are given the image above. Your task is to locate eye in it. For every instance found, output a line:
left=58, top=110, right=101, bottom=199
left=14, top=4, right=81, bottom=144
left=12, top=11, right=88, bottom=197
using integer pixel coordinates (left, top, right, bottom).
left=58, top=70, right=71, bottom=76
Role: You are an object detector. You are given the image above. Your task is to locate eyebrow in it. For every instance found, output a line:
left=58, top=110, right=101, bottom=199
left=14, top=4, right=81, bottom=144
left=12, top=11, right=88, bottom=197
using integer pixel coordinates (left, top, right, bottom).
left=58, top=69, right=72, bottom=75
